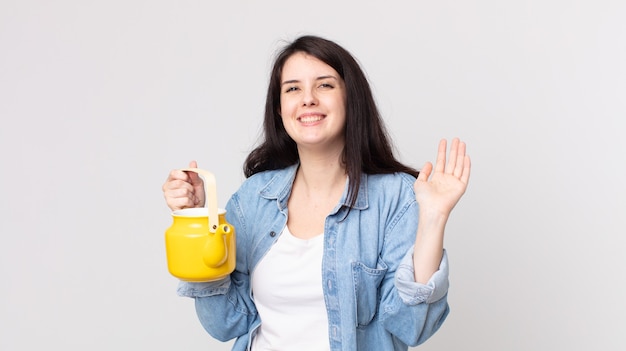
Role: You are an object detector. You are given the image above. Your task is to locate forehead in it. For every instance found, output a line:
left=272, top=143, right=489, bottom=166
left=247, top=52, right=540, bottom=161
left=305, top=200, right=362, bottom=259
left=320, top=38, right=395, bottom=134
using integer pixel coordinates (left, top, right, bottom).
left=281, top=52, right=339, bottom=80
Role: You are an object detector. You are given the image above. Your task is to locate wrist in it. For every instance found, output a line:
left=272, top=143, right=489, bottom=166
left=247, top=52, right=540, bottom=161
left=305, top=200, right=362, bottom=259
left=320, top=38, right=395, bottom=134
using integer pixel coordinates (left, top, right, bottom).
left=418, top=208, right=449, bottom=227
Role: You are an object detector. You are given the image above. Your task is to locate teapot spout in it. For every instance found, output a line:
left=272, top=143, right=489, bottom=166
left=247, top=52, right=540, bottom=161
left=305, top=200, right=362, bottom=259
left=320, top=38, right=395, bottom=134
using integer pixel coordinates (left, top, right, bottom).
left=202, top=224, right=231, bottom=268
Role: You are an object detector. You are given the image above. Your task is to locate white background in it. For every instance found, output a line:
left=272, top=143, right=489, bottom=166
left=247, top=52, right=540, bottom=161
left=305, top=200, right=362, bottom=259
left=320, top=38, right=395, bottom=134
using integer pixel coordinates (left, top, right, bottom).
left=1, top=1, right=625, bottom=350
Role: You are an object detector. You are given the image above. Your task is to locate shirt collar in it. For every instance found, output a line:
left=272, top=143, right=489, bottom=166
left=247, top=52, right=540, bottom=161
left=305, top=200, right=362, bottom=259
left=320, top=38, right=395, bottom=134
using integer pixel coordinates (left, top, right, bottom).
left=259, top=163, right=369, bottom=211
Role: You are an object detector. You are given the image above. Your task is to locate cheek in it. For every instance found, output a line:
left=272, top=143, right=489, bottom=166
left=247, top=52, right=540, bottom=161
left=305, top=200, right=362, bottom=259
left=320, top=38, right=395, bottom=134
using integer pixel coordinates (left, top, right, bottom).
left=279, top=98, right=296, bottom=117
left=335, top=98, right=347, bottom=120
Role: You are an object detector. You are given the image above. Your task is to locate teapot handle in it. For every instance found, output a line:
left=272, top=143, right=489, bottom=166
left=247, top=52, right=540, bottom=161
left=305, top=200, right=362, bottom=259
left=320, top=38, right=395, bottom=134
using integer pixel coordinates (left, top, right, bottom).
left=181, top=168, right=219, bottom=233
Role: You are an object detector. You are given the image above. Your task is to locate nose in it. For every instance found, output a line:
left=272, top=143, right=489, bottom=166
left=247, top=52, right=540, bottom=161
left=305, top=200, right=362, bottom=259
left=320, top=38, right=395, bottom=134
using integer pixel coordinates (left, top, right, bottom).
left=302, top=88, right=317, bottom=106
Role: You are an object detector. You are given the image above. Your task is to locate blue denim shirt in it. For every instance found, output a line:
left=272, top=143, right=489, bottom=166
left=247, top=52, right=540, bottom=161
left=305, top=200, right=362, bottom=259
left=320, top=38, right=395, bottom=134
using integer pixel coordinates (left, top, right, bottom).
left=178, top=164, right=450, bottom=351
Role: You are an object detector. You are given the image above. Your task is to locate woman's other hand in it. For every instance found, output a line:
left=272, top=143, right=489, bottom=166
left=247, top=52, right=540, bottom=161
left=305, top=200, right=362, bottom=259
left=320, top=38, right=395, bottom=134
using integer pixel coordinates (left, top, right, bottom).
left=162, top=160, right=206, bottom=211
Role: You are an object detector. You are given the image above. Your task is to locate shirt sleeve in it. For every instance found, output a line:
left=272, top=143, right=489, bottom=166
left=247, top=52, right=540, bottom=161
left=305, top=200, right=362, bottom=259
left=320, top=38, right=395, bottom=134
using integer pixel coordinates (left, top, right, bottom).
left=176, top=277, right=231, bottom=297
left=394, top=247, right=449, bottom=305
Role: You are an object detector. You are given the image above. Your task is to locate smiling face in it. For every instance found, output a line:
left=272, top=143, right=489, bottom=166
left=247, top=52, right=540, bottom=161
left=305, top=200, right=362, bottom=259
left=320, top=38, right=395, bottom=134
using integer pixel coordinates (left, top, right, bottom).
left=279, top=52, right=347, bottom=153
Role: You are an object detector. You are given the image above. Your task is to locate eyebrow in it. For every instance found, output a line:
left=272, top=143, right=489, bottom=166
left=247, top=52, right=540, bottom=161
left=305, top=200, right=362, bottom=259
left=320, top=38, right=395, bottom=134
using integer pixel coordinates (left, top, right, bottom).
left=281, top=75, right=339, bottom=86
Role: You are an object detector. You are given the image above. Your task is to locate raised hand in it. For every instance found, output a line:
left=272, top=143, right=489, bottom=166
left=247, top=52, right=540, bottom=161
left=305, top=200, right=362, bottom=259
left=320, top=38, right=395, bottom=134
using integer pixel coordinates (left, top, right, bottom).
left=414, top=138, right=471, bottom=218
left=162, top=160, right=206, bottom=211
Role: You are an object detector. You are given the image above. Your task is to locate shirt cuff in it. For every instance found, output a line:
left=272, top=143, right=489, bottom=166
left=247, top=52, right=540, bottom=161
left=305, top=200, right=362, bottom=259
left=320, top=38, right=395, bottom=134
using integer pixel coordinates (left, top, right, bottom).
left=394, top=247, right=449, bottom=305
left=176, top=276, right=231, bottom=298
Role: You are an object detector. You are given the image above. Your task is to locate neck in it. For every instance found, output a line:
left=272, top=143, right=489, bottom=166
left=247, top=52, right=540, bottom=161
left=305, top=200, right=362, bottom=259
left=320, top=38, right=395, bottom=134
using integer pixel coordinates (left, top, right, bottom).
left=295, top=146, right=347, bottom=197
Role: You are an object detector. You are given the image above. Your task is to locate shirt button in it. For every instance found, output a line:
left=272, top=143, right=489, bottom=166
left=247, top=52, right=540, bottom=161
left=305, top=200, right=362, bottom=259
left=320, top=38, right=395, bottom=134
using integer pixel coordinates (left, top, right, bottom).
left=270, top=231, right=276, bottom=237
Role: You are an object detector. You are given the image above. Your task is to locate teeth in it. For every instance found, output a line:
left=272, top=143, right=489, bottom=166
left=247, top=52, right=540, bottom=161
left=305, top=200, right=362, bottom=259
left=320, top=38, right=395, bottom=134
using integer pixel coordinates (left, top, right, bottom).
left=300, top=115, right=323, bottom=123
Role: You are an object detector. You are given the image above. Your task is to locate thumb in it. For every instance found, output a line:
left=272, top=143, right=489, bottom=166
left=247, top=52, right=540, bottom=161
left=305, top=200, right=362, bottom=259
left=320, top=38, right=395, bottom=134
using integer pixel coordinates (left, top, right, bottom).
left=417, top=162, right=433, bottom=182
left=186, top=160, right=201, bottom=185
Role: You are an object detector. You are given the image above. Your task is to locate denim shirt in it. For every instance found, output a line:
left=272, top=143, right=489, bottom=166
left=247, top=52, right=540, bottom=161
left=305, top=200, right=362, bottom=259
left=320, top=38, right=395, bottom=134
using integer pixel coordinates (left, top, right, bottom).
left=177, top=164, right=450, bottom=351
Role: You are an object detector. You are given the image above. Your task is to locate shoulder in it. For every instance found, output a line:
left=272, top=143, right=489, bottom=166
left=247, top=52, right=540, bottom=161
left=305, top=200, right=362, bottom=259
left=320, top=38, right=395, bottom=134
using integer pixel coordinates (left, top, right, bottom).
left=360, top=172, right=419, bottom=236
left=366, top=172, right=416, bottom=197
left=239, top=168, right=281, bottom=188
left=364, top=172, right=418, bottom=218
left=225, top=167, right=293, bottom=228
left=231, top=165, right=297, bottom=202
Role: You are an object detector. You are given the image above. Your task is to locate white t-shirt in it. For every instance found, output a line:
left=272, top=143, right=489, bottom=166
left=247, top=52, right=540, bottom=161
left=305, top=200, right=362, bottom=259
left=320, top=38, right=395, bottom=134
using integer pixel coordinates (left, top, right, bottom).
left=250, top=226, right=330, bottom=351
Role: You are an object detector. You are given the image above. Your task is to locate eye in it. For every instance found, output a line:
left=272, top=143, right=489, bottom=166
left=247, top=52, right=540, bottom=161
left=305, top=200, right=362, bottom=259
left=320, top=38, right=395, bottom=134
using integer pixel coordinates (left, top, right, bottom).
left=319, top=83, right=334, bottom=89
left=284, top=86, right=299, bottom=93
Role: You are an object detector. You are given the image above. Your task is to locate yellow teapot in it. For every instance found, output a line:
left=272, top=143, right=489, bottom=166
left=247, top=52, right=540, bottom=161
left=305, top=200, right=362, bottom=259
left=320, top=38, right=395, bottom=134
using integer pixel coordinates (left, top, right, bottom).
left=165, top=168, right=236, bottom=282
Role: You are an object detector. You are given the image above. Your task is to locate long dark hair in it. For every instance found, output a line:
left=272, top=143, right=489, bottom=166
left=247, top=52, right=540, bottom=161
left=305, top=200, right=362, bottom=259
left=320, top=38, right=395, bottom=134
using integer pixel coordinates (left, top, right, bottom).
left=244, top=35, right=419, bottom=208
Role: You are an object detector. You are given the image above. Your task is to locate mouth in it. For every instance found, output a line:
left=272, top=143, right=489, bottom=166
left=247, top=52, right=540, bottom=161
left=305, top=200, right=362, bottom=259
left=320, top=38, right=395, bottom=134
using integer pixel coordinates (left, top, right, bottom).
left=297, top=113, right=325, bottom=124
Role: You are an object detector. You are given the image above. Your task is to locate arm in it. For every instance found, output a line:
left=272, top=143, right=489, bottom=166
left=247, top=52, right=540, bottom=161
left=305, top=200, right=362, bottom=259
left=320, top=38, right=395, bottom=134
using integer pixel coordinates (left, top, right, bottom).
left=378, top=199, right=450, bottom=347
left=413, top=138, right=471, bottom=283
left=176, top=192, right=258, bottom=342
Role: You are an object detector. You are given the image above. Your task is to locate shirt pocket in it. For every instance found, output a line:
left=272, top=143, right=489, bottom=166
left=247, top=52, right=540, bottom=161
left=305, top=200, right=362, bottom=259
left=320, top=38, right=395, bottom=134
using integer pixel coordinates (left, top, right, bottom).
left=351, top=259, right=388, bottom=327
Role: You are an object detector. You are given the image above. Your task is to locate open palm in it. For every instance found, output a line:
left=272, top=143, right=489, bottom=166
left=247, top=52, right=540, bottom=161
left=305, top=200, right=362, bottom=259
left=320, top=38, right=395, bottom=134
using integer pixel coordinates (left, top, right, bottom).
left=414, top=138, right=471, bottom=217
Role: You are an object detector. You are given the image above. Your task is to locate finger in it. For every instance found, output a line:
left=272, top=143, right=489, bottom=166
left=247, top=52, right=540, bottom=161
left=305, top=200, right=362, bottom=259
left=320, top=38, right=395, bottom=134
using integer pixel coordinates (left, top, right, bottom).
left=165, top=168, right=190, bottom=184
left=164, top=182, right=198, bottom=208
left=167, top=196, right=197, bottom=211
left=417, top=161, right=433, bottom=182
left=460, top=155, right=471, bottom=184
left=453, top=140, right=467, bottom=178
left=163, top=178, right=194, bottom=194
left=164, top=191, right=193, bottom=211
left=445, top=138, right=459, bottom=175
left=433, top=139, right=447, bottom=174
left=186, top=160, right=202, bottom=184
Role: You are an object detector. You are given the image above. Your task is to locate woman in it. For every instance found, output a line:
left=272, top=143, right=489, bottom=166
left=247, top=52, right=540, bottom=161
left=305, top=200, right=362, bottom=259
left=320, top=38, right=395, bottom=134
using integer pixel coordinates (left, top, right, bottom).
left=162, top=35, right=470, bottom=351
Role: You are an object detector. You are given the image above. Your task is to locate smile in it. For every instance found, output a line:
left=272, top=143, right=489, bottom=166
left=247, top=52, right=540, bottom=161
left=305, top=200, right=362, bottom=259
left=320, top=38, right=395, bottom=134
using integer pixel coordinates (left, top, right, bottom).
left=298, top=114, right=325, bottom=123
